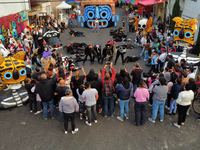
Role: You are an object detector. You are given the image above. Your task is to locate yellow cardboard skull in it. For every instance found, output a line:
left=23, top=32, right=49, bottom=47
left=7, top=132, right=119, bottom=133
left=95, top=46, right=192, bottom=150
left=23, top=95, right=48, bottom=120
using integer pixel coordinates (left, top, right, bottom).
left=173, top=17, right=198, bottom=45
left=0, top=51, right=27, bottom=84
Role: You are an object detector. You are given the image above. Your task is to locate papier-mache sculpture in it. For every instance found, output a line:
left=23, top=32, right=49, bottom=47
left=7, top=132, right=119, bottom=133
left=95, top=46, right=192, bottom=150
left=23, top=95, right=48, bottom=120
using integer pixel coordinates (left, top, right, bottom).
left=0, top=51, right=29, bottom=109
left=134, top=17, right=152, bottom=32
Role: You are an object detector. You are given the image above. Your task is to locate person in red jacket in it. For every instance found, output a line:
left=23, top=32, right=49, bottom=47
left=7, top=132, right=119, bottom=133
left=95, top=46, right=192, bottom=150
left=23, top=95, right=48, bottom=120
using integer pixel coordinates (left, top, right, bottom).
left=101, top=62, right=116, bottom=117
left=71, top=13, right=77, bottom=27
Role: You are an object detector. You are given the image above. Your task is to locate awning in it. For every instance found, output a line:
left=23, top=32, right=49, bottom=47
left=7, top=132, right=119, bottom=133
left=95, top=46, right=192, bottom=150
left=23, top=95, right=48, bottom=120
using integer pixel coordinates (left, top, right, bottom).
left=28, top=10, right=41, bottom=16
left=65, top=0, right=80, bottom=4
left=138, top=0, right=165, bottom=6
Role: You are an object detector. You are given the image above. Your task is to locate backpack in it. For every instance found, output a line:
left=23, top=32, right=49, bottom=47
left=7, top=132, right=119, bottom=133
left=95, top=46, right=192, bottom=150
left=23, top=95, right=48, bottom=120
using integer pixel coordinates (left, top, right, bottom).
left=104, top=80, right=114, bottom=97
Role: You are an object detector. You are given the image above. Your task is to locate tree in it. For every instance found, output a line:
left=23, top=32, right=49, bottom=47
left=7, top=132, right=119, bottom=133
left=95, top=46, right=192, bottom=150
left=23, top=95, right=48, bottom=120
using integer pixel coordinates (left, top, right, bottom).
left=170, top=0, right=180, bottom=31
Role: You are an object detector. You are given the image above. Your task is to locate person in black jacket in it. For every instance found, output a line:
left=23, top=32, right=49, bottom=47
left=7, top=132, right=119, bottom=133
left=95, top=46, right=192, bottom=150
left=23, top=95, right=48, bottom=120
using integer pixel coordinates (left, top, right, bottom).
left=91, top=74, right=103, bottom=113
left=35, top=68, right=58, bottom=120
left=167, top=55, right=175, bottom=70
left=25, top=78, right=36, bottom=113
left=83, top=45, right=93, bottom=65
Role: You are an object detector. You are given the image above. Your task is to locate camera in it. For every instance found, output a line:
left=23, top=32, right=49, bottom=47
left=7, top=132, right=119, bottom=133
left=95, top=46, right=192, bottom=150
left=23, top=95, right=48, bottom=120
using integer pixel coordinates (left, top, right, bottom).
left=106, top=62, right=110, bottom=65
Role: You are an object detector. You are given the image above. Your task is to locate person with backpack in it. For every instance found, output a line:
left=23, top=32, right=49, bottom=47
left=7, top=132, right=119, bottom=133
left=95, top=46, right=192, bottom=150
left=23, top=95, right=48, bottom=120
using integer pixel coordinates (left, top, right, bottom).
left=102, top=62, right=116, bottom=118
left=115, top=76, right=133, bottom=121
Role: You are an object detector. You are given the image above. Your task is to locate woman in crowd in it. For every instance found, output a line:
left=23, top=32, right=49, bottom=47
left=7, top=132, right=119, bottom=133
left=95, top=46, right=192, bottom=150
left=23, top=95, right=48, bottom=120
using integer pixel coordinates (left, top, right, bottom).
left=76, top=84, right=87, bottom=120
left=174, top=84, right=194, bottom=128
left=71, top=67, right=86, bottom=100
left=134, top=80, right=149, bottom=126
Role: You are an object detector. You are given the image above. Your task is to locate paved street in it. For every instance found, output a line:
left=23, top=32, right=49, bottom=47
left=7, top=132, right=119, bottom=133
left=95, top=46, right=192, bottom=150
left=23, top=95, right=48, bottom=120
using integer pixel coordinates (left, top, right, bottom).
left=0, top=8, right=200, bottom=150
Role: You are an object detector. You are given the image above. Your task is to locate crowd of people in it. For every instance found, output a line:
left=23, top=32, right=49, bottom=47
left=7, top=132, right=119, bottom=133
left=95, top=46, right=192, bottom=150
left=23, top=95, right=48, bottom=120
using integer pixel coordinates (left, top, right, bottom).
left=1, top=9, right=200, bottom=135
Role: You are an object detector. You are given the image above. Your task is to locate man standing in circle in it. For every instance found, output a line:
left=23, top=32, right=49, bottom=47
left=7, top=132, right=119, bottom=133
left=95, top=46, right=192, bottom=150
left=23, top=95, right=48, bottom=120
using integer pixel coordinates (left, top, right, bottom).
left=82, top=82, right=99, bottom=126
left=59, top=89, right=79, bottom=134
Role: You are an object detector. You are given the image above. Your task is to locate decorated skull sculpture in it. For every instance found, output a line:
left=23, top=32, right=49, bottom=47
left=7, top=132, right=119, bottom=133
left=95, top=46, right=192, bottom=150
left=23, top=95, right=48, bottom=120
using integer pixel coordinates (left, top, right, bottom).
left=138, top=18, right=148, bottom=30
left=134, top=17, right=152, bottom=32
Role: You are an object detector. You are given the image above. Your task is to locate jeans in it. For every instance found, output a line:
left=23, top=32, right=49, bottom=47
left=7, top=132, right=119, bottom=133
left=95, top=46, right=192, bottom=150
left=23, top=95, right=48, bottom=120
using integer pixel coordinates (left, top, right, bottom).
left=135, top=101, right=146, bottom=125
left=151, top=100, right=165, bottom=120
left=42, top=99, right=55, bottom=119
left=86, top=104, right=97, bottom=123
left=60, top=112, right=64, bottom=121
left=104, top=96, right=115, bottom=116
left=133, top=84, right=138, bottom=95
left=140, top=46, right=145, bottom=56
left=177, top=104, right=190, bottom=125
left=144, top=50, right=149, bottom=61
left=169, top=99, right=177, bottom=114
left=119, top=99, right=130, bottom=119
left=63, top=112, right=75, bottom=131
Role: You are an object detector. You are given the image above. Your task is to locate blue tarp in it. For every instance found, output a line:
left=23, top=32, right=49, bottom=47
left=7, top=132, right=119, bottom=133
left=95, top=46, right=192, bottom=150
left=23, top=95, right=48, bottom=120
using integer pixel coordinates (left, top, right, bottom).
left=65, top=0, right=80, bottom=4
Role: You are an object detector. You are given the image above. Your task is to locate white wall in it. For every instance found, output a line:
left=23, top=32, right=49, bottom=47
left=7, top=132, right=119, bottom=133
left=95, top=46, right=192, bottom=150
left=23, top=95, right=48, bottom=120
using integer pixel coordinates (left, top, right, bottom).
left=181, top=0, right=200, bottom=42
left=0, top=0, right=30, bottom=17
left=166, top=0, right=185, bottom=17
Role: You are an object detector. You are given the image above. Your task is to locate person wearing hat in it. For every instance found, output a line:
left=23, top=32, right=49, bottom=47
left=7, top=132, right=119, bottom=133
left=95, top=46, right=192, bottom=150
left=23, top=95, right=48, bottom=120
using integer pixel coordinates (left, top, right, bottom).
left=83, top=45, right=93, bottom=65
left=91, top=44, right=101, bottom=64
left=59, top=89, right=79, bottom=134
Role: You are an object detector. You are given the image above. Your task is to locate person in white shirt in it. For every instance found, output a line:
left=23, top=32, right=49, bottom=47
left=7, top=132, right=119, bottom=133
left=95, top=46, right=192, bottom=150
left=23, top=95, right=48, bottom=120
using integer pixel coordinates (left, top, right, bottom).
left=140, top=34, right=147, bottom=56
left=0, top=40, right=10, bottom=57
left=174, top=84, right=194, bottom=128
left=158, top=48, right=167, bottom=69
left=129, top=11, right=134, bottom=20
left=187, top=67, right=195, bottom=79
left=82, top=82, right=98, bottom=126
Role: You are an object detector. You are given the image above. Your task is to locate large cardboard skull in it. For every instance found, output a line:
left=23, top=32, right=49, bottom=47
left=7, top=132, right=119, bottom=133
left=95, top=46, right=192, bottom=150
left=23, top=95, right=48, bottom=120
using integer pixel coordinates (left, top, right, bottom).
left=138, top=18, right=148, bottom=30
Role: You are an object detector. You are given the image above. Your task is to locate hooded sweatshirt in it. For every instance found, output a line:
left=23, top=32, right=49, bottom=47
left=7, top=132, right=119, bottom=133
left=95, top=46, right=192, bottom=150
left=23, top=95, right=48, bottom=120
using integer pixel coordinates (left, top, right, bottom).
left=59, top=96, right=79, bottom=113
left=116, top=82, right=132, bottom=100
left=35, top=74, right=57, bottom=102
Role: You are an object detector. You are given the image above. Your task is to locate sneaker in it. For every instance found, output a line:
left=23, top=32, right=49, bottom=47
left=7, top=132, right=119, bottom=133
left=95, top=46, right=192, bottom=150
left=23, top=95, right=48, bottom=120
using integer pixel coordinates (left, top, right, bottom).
left=85, top=121, right=92, bottom=126
left=160, top=119, right=163, bottom=122
left=181, top=122, right=184, bottom=125
left=34, top=111, right=41, bottom=115
left=165, top=106, right=170, bottom=110
left=111, top=114, right=114, bottom=118
left=64, top=131, right=68, bottom=134
left=43, top=117, right=47, bottom=120
left=124, top=114, right=129, bottom=119
left=94, top=120, right=97, bottom=123
left=30, top=110, right=33, bottom=113
left=85, top=116, right=88, bottom=120
left=117, top=116, right=123, bottom=121
left=98, top=108, right=102, bottom=113
left=165, top=112, right=172, bottom=115
left=148, top=104, right=152, bottom=107
left=148, top=118, right=155, bottom=123
left=174, top=123, right=180, bottom=128
left=72, top=128, right=79, bottom=134
left=80, top=116, right=83, bottom=120
left=104, top=116, right=107, bottom=118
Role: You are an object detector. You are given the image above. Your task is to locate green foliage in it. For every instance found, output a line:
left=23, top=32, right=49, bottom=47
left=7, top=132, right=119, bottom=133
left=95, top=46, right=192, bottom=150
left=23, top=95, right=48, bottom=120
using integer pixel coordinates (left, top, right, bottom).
left=170, top=0, right=180, bottom=31
left=69, top=2, right=77, bottom=10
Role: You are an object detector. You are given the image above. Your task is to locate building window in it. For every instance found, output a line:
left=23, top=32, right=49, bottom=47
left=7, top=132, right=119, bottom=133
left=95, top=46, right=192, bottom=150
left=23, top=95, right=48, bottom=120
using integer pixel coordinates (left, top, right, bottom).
left=191, top=0, right=197, bottom=2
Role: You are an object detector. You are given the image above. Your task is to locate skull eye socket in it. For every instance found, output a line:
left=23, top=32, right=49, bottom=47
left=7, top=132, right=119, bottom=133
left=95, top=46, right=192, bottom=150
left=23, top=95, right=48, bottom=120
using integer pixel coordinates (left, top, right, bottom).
left=138, top=24, right=141, bottom=27
left=142, top=25, right=146, bottom=28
